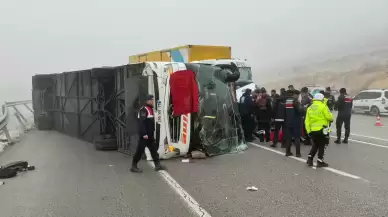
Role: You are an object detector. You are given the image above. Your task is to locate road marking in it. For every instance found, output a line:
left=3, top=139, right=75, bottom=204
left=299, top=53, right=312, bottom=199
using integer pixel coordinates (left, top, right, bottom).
left=332, top=131, right=388, bottom=142
left=147, top=162, right=212, bottom=217
left=330, top=136, right=388, bottom=149
left=248, top=142, right=369, bottom=182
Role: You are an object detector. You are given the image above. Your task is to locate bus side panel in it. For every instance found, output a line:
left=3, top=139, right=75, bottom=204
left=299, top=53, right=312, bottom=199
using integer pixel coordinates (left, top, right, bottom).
left=189, top=45, right=231, bottom=62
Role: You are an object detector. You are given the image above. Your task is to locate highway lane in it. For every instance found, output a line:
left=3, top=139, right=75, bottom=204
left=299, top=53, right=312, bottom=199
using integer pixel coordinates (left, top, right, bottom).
left=0, top=131, right=196, bottom=217
left=1, top=119, right=388, bottom=217
left=164, top=142, right=388, bottom=217
left=163, top=113, right=388, bottom=216
left=334, top=113, right=388, bottom=142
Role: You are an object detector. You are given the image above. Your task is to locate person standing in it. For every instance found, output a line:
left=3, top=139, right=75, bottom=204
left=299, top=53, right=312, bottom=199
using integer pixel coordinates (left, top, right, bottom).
left=334, top=88, right=353, bottom=144
left=131, top=95, right=165, bottom=173
left=300, top=87, right=312, bottom=145
left=284, top=90, right=303, bottom=157
left=271, top=90, right=286, bottom=148
left=305, top=93, right=333, bottom=167
left=324, top=87, right=335, bottom=111
left=239, top=89, right=255, bottom=142
left=255, top=88, right=272, bottom=142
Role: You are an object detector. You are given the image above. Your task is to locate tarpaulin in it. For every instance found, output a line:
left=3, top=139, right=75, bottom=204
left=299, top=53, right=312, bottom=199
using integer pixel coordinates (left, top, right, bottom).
left=170, top=70, right=199, bottom=116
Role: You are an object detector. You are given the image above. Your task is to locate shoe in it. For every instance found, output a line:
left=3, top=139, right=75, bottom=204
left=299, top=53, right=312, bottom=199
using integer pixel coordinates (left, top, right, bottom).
left=285, top=152, right=293, bottom=157
left=130, top=166, right=143, bottom=173
left=295, top=153, right=302, bottom=158
left=316, top=159, right=329, bottom=168
left=270, top=144, right=277, bottom=148
left=342, top=139, right=348, bottom=144
left=306, top=158, right=313, bottom=167
left=334, top=140, right=341, bottom=144
left=154, top=164, right=166, bottom=171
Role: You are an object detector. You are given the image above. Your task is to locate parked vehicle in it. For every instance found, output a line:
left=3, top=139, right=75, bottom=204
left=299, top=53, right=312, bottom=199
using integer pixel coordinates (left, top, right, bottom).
left=352, top=89, right=388, bottom=115
left=310, top=86, right=340, bottom=99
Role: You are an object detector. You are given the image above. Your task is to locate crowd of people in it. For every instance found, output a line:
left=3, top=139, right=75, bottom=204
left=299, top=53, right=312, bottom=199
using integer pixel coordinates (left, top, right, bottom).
left=239, top=85, right=353, bottom=167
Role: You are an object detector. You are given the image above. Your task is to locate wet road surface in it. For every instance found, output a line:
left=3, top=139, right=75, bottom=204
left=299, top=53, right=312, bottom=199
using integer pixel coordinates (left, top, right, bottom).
left=1, top=113, right=388, bottom=217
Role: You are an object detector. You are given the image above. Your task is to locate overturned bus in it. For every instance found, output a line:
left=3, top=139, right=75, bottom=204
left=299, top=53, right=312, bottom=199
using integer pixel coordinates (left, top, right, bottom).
left=140, top=62, right=247, bottom=159
left=31, top=62, right=247, bottom=160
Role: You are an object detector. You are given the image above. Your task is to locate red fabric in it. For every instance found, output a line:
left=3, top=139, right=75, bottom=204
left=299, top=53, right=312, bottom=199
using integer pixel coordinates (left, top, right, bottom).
left=270, top=130, right=283, bottom=141
left=169, top=70, right=199, bottom=116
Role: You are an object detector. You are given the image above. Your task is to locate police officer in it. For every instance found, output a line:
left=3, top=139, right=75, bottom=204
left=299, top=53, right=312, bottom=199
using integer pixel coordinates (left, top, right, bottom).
left=239, top=89, right=254, bottom=142
left=284, top=90, right=303, bottom=157
left=334, top=88, right=353, bottom=144
left=324, top=87, right=335, bottom=111
left=305, top=93, right=333, bottom=167
left=131, top=95, right=165, bottom=173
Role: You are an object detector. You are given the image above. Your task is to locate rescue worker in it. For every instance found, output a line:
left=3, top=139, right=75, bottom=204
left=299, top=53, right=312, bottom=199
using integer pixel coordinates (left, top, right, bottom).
left=271, top=89, right=286, bottom=148
left=324, top=87, right=335, bottom=111
left=255, top=88, right=272, bottom=142
left=305, top=93, right=333, bottom=167
left=301, top=87, right=312, bottom=145
left=284, top=90, right=303, bottom=157
left=131, top=95, right=165, bottom=172
left=334, top=88, right=353, bottom=144
left=239, top=89, right=255, bottom=142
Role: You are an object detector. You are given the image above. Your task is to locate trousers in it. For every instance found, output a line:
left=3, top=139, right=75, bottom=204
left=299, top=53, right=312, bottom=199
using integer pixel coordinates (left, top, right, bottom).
left=336, top=115, right=351, bottom=140
left=309, top=130, right=326, bottom=160
left=257, top=122, right=271, bottom=142
left=133, top=137, right=160, bottom=166
left=272, top=121, right=285, bottom=145
left=242, top=115, right=255, bottom=140
left=285, top=126, right=301, bottom=154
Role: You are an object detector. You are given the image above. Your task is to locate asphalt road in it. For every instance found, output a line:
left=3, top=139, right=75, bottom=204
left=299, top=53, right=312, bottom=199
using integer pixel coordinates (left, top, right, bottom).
left=1, top=113, right=388, bottom=217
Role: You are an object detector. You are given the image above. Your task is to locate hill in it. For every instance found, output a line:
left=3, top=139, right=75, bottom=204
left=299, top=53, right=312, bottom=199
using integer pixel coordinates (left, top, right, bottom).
left=262, top=47, right=388, bottom=95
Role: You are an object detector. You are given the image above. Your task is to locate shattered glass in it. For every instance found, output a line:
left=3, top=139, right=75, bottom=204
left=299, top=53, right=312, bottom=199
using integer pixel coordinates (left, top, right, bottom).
left=188, top=64, right=248, bottom=156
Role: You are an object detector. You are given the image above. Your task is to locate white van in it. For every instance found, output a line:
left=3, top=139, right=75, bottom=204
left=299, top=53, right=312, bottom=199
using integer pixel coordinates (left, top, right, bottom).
left=352, top=89, right=388, bottom=115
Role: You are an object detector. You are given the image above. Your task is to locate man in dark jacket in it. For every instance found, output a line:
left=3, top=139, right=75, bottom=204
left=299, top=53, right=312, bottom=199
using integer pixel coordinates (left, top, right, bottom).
left=131, top=95, right=165, bottom=172
left=301, top=87, right=312, bottom=145
left=324, top=86, right=335, bottom=111
left=271, top=91, right=286, bottom=147
left=239, top=89, right=255, bottom=142
left=255, top=88, right=272, bottom=142
left=334, top=88, right=353, bottom=144
left=284, top=90, right=303, bottom=157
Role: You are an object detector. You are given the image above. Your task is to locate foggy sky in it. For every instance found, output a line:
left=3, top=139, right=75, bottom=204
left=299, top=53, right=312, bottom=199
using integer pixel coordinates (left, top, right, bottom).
left=1, top=0, right=388, bottom=101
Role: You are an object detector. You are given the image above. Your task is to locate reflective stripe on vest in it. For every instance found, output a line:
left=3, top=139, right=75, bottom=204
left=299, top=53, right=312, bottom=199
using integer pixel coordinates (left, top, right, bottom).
left=144, top=106, right=154, bottom=118
left=344, top=96, right=352, bottom=103
left=138, top=106, right=154, bottom=118
left=285, top=99, right=294, bottom=109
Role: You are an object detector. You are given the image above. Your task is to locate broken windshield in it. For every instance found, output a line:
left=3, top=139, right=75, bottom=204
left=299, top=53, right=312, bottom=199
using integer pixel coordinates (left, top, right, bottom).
left=238, top=67, right=252, bottom=81
left=194, top=65, right=247, bottom=155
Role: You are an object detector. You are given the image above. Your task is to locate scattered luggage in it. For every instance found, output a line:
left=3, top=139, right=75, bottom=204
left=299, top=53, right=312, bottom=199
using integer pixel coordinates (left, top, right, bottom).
left=0, top=161, right=35, bottom=179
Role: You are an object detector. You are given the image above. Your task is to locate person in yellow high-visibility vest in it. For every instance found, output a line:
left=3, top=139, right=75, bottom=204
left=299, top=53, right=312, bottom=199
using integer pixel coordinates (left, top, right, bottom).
left=305, top=93, right=333, bottom=167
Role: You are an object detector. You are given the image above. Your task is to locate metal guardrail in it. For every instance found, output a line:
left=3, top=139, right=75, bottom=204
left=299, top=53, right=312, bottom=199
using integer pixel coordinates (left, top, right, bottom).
left=0, top=100, right=33, bottom=144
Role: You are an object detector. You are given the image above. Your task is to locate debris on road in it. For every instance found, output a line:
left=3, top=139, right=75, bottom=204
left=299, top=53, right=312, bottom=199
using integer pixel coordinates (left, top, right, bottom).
left=246, top=186, right=258, bottom=191
left=181, top=159, right=190, bottom=163
left=0, top=181, right=4, bottom=186
left=191, top=151, right=206, bottom=159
